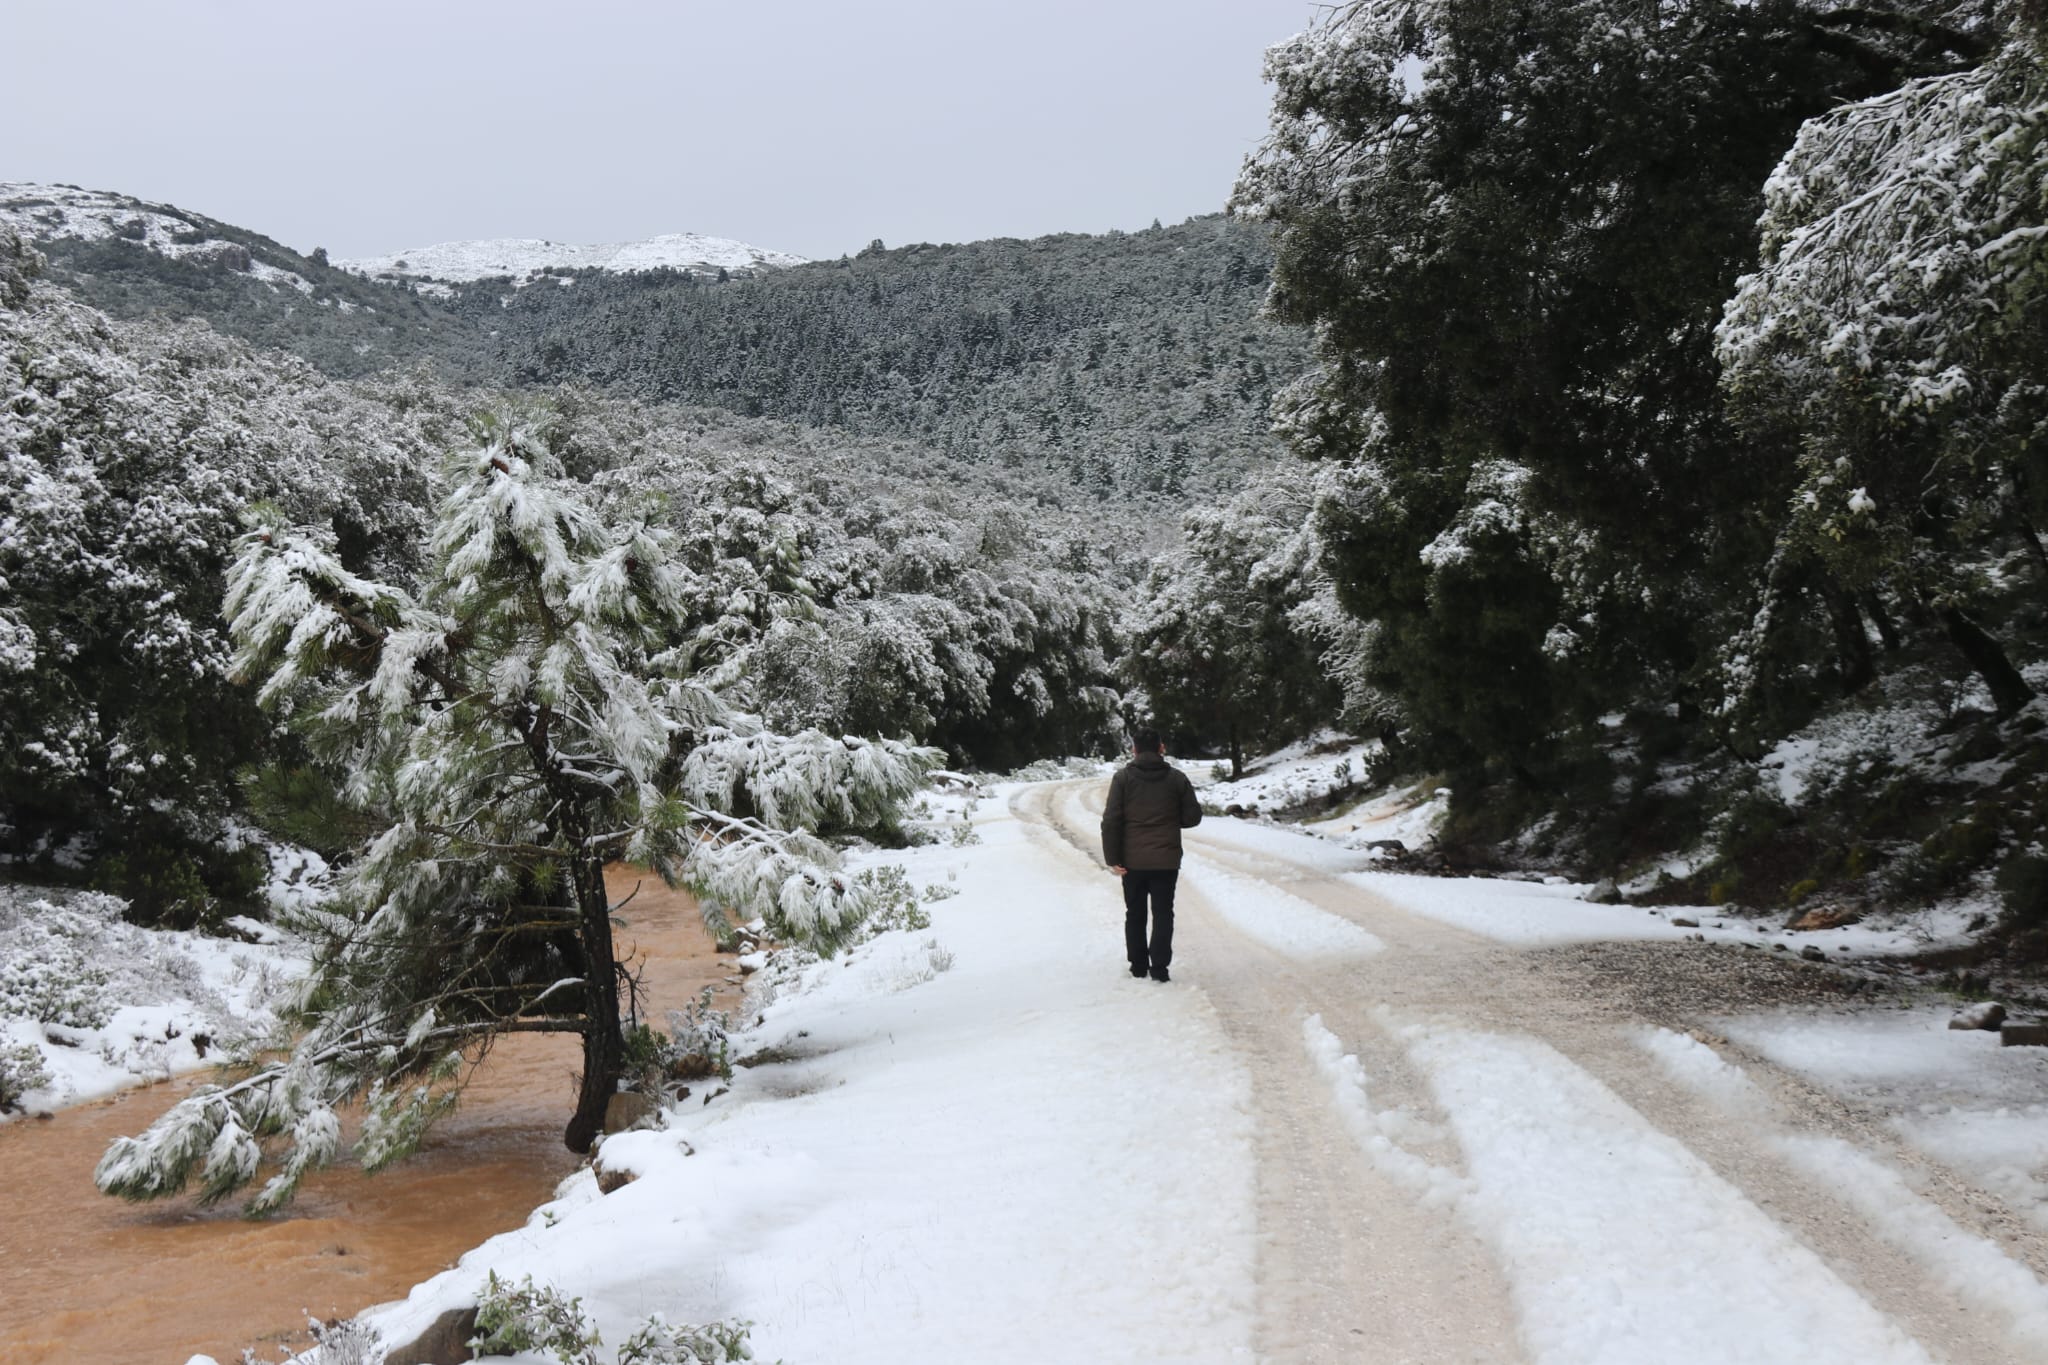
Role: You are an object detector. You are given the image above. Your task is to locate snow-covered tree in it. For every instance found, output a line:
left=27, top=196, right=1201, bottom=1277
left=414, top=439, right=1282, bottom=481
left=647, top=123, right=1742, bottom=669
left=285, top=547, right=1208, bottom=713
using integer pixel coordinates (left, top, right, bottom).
left=1123, top=477, right=1338, bottom=774
left=1, top=228, right=444, bottom=917
left=1231, top=0, right=1992, bottom=780
left=1717, top=10, right=2047, bottom=717
left=96, top=421, right=937, bottom=1211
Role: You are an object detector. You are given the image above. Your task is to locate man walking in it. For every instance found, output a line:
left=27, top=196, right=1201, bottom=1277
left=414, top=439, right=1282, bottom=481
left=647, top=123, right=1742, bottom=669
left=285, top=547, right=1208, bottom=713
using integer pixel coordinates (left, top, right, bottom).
left=1101, top=728, right=1202, bottom=981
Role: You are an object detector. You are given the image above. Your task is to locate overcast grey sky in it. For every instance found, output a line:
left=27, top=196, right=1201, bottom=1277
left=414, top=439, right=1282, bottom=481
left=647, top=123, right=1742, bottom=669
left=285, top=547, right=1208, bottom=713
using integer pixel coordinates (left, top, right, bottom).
left=5, top=0, right=1323, bottom=261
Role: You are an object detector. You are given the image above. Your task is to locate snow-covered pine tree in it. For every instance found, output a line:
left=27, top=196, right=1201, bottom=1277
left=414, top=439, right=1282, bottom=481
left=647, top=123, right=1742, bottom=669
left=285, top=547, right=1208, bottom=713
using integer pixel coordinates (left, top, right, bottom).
left=1716, top=6, right=2047, bottom=719
left=95, top=419, right=938, bottom=1212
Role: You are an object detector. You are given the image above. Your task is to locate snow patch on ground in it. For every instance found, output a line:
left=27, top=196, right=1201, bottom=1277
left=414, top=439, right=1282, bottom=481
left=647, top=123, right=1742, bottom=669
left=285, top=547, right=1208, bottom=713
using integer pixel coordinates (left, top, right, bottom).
left=1721, top=1005, right=2048, bottom=1232
left=360, top=784, right=1257, bottom=1363
left=1185, top=856, right=1385, bottom=960
left=1310, top=780, right=1450, bottom=852
left=1634, top=1026, right=1778, bottom=1120
left=1198, top=733, right=1376, bottom=815
left=0, top=885, right=304, bottom=1118
left=1405, top=1024, right=1934, bottom=1364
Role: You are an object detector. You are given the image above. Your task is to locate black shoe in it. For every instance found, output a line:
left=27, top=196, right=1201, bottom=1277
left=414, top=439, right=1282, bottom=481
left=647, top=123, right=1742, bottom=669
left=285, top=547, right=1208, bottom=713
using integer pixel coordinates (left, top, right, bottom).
left=1150, top=967, right=1170, bottom=983
left=1130, top=964, right=1148, bottom=978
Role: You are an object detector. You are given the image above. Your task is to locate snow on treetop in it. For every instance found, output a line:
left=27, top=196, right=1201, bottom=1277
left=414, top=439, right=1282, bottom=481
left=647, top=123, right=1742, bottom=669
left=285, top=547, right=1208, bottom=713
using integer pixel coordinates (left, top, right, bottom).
left=335, top=232, right=808, bottom=286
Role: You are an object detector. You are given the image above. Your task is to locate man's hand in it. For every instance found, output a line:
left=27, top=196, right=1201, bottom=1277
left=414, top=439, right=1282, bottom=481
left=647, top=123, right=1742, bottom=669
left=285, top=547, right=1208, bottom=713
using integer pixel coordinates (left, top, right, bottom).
left=1111, top=865, right=1127, bottom=876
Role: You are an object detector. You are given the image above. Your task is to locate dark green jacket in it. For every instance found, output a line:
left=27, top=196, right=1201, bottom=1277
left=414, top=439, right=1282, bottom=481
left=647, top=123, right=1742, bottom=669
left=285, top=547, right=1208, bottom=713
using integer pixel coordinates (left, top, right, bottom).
left=1101, top=753, right=1202, bottom=870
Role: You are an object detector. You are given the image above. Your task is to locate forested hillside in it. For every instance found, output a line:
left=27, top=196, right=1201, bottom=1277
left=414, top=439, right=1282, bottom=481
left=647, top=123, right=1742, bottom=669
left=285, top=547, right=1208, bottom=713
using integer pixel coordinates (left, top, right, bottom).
left=6, top=188, right=1308, bottom=494
left=0, top=227, right=1134, bottom=926
left=462, top=216, right=1304, bottom=492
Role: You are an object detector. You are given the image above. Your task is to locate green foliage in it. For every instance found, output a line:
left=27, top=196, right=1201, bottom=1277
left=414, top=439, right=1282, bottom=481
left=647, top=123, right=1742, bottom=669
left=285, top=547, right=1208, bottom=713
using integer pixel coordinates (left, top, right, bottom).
left=90, top=840, right=263, bottom=931
left=616, top=1314, right=754, bottom=1364
left=471, top=1272, right=604, bottom=1365
left=1234, top=0, right=2002, bottom=793
left=96, top=419, right=936, bottom=1210
left=851, top=865, right=930, bottom=937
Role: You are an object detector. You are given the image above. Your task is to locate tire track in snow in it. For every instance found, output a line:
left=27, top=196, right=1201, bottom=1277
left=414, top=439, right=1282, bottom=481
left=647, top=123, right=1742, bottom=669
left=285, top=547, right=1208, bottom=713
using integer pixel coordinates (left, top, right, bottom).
left=1029, top=781, right=1522, bottom=1364
left=1406, top=1024, right=1933, bottom=1365
left=1066, top=784, right=2048, bottom=1364
left=1188, top=828, right=2047, bottom=1365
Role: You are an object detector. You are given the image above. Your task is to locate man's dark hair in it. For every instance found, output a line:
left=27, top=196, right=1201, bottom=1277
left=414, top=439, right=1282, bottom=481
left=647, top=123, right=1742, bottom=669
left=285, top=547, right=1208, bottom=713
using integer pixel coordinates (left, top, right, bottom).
left=1132, top=728, right=1163, bottom=753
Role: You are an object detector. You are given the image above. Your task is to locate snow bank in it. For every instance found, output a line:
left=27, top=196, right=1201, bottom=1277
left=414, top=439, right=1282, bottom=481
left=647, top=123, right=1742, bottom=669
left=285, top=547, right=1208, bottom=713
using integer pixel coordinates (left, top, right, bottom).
left=1199, top=734, right=1376, bottom=815
left=0, top=885, right=303, bottom=1118
left=361, top=784, right=1257, bottom=1363
left=1406, top=1024, right=1932, bottom=1364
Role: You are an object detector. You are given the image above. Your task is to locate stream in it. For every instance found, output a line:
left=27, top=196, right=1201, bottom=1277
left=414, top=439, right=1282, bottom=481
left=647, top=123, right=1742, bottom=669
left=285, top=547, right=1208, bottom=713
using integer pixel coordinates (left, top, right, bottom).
left=0, top=871, right=738, bottom=1365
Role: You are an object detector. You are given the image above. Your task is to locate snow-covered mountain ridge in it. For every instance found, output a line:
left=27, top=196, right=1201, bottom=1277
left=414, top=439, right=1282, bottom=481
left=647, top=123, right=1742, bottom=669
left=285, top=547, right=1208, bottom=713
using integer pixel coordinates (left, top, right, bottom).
left=0, top=182, right=317, bottom=295
left=336, top=232, right=807, bottom=287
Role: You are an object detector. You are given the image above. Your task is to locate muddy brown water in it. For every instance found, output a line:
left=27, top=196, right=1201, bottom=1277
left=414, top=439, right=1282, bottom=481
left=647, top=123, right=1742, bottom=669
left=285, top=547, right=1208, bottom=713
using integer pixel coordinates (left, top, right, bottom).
left=0, top=869, right=740, bottom=1365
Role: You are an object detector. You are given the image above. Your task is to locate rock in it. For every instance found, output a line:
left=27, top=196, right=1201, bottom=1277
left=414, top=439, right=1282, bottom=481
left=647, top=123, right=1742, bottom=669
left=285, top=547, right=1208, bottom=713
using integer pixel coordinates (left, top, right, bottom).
left=1589, top=880, right=1622, bottom=904
left=1999, top=1019, right=2048, bottom=1047
left=1949, top=1002, right=2007, bottom=1031
left=1800, top=945, right=1826, bottom=962
left=1772, top=942, right=1789, bottom=951
left=1363, top=838, right=1407, bottom=855
left=1671, top=917, right=1699, bottom=928
left=1791, top=906, right=1861, bottom=931
left=595, top=1160, right=638, bottom=1194
left=381, top=1305, right=478, bottom=1365
left=603, top=1090, right=658, bottom=1134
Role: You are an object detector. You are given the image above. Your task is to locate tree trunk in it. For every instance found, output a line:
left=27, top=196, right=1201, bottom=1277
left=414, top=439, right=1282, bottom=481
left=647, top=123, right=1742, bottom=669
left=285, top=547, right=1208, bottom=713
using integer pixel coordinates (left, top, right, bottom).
left=1941, top=606, right=2035, bottom=718
left=564, top=857, right=624, bottom=1154
left=1861, top=591, right=1902, bottom=652
left=1228, top=720, right=1243, bottom=780
left=1819, top=581, right=1876, bottom=695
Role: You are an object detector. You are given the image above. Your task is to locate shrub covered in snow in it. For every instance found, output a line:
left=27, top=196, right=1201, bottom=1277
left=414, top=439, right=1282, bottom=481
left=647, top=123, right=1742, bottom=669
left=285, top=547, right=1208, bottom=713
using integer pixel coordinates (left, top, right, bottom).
left=0, top=1040, right=52, bottom=1113
left=469, top=1272, right=605, bottom=1365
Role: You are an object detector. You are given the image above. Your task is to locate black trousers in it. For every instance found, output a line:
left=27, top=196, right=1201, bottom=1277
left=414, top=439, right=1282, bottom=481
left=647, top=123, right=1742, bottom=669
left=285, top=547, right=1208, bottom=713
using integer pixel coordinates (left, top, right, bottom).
left=1122, top=868, right=1178, bottom=971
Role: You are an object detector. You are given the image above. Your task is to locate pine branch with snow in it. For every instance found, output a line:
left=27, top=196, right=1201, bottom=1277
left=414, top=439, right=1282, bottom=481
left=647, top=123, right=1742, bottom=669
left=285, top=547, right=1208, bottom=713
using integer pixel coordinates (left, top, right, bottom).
left=97, top=417, right=937, bottom=1212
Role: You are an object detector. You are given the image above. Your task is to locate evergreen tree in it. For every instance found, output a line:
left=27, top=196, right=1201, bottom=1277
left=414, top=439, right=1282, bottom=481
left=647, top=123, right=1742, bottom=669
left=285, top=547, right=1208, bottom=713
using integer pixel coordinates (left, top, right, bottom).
left=1124, top=479, right=1338, bottom=774
left=1233, top=0, right=1992, bottom=783
left=1716, top=7, right=2048, bottom=725
left=95, top=421, right=937, bottom=1212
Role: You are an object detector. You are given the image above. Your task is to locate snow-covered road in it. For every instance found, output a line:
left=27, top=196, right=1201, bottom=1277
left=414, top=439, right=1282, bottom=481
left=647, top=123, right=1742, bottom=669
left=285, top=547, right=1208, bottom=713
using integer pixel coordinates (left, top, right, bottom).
left=1037, top=780, right=2048, bottom=1365
left=352, top=778, right=2048, bottom=1365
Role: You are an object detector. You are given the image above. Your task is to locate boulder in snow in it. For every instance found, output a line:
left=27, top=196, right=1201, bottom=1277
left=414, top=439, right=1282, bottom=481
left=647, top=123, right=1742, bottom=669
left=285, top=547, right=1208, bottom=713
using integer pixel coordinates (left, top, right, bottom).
left=604, top=1090, right=659, bottom=1134
left=1947, top=1002, right=2006, bottom=1031
left=381, top=1305, right=477, bottom=1365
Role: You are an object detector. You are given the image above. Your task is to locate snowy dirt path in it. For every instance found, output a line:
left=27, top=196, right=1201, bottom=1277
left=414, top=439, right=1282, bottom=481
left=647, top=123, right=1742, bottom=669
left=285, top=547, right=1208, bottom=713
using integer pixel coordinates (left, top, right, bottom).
left=1035, top=781, right=2048, bottom=1365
